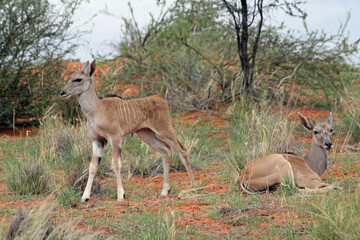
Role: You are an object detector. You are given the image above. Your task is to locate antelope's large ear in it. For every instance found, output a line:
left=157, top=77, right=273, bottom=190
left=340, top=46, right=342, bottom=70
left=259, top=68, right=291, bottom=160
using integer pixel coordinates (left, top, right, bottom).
left=81, top=61, right=90, bottom=75
left=298, top=112, right=313, bottom=131
left=89, top=59, right=96, bottom=77
left=326, top=112, right=333, bottom=126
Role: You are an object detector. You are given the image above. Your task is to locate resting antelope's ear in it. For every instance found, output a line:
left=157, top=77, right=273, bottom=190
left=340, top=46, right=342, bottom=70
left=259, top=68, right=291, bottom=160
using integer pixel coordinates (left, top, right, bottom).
left=326, top=112, right=333, bottom=126
left=81, top=61, right=90, bottom=75
left=298, top=112, right=313, bottom=131
left=89, top=59, right=96, bottom=77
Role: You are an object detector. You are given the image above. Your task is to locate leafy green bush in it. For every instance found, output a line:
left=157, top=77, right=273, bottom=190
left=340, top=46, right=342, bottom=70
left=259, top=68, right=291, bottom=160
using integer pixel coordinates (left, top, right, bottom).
left=107, top=1, right=359, bottom=110
left=0, top=0, right=84, bottom=128
left=110, top=1, right=236, bottom=110
left=253, top=17, right=360, bottom=107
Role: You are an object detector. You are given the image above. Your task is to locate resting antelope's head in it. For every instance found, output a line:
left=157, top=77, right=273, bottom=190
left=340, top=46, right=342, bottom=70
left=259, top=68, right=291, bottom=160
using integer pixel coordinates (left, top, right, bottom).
left=60, top=60, right=96, bottom=99
left=298, top=112, right=334, bottom=150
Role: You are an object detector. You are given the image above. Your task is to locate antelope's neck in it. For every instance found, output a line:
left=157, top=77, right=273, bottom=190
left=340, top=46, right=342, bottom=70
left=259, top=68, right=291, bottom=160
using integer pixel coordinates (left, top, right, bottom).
left=78, top=82, right=100, bottom=118
left=306, top=141, right=328, bottom=176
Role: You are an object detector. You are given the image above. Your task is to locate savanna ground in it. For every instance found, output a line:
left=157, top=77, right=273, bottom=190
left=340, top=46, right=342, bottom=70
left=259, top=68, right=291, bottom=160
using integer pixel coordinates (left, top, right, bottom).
left=0, top=62, right=360, bottom=240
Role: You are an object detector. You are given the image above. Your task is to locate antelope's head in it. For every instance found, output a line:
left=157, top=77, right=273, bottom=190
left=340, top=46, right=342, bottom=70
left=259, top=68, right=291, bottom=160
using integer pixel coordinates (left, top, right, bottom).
left=298, top=112, right=334, bottom=150
left=60, top=60, right=96, bottom=99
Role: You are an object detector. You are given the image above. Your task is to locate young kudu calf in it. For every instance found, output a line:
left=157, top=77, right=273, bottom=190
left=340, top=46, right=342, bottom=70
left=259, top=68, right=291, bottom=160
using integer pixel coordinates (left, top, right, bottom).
left=238, top=112, right=337, bottom=194
left=60, top=60, right=196, bottom=202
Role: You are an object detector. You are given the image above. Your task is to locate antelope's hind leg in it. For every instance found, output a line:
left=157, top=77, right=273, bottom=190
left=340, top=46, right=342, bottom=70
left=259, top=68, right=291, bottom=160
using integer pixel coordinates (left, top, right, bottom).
left=136, top=128, right=172, bottom=196
left=111, top=138, right=125, bottom=201
left=82, top=139, right=107, bottom=202
left=156, top=128, right=196, bottom=188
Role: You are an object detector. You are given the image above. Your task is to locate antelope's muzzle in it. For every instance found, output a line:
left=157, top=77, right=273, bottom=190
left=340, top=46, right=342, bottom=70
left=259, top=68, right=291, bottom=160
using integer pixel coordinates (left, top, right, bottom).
left=324, top=141, right=333, bottom=150
left=60, top=90, right=71, bottom=99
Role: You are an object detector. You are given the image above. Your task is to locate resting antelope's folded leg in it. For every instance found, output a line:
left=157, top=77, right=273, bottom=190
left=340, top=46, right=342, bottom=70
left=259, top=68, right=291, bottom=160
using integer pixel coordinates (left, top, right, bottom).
left=238, top=156, right=294, bottom=193
left=239, top=174, right=284, bottom=192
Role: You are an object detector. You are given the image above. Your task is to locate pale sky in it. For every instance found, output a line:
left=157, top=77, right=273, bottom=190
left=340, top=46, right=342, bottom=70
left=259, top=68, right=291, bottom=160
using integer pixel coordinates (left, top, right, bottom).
left=68, top=0, right=360, bottom=62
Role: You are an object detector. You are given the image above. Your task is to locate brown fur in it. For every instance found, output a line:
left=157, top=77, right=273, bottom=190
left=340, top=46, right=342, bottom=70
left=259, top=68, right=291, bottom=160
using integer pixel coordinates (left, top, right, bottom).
left=238, top=112, right=337, bottom=194
left=60, top=60, right=196, bottom=202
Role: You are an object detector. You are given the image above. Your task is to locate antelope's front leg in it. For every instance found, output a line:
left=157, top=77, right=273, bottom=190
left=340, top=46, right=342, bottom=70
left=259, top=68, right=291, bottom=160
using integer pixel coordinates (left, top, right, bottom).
left=82, top=140, right=106, bottom=202
left=111, top=141, right=125, bottom=201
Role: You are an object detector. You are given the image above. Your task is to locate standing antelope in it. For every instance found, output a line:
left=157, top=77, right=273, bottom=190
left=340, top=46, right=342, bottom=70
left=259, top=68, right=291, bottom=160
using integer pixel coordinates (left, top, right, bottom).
left=60, top=60, right=196, bottom=202
left=238, top=112, right=337, bottom=194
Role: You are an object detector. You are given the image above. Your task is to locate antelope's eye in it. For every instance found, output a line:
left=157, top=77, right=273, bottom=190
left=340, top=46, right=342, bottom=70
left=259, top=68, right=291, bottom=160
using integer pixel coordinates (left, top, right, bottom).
left=73, top=78, right=82, bottom=82
left=314, top=131, right=319, bottom=135
left=330, top=129, right=334, bottom=133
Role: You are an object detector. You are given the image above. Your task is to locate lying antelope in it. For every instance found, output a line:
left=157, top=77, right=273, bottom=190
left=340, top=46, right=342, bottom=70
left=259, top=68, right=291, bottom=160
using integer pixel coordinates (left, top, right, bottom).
left=60, top=60, right=196, bottom=202
left=238, top=112, right=337, bottom=194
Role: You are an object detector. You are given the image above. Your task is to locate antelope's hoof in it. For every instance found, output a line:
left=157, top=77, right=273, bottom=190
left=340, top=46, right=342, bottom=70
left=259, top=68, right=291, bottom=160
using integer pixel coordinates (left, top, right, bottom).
left=161, top=188, right=171, bottom=196
left=118, top=193, right=126, bottom=201
left=81, top=197, right=89, bottom=203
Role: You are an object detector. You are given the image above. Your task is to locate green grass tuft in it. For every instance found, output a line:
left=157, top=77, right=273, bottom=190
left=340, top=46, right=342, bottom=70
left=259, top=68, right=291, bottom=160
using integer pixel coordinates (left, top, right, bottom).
left=56, top=188, right=81, bottom=209
left=6, top=161, right=51, bottom=196
left=308, top=190, right=360, bottom=240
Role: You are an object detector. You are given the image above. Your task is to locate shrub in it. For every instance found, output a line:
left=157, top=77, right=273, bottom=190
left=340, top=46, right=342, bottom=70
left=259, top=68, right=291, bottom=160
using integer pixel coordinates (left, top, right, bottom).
left=0, top=0, right=84, bottom=128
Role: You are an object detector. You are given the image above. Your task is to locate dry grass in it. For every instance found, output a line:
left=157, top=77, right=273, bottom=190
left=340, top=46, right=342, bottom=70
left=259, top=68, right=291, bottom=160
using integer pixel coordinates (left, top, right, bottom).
left=227, top=104, right=300, bottom=179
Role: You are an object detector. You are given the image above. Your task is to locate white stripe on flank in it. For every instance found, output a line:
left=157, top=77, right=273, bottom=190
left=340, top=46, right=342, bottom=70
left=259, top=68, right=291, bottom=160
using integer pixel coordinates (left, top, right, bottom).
left=123, top=101, right=129, bottom=124
left=125, top=101, right=131, bottom=124
left=130, top=101, right=137, bottom=122
left=119, top=101, right=125, bottom=123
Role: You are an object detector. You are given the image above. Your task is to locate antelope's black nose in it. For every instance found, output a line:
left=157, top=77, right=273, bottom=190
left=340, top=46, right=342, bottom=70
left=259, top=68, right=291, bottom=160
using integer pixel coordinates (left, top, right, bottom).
left=60, top=90, right=66, bottom=97
left=325, top=142, right=332, bottom=149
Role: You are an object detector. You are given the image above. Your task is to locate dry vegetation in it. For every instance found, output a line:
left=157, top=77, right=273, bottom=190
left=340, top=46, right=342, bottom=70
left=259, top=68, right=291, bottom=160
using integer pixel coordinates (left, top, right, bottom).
left=0, top=77, right=360, bottom=238
left=1, top=1, right=360, bottom=239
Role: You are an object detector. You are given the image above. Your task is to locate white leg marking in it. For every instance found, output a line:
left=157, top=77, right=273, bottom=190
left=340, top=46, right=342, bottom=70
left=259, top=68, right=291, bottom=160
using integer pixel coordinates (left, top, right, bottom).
left=92, top=142, right=104, bottom=158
